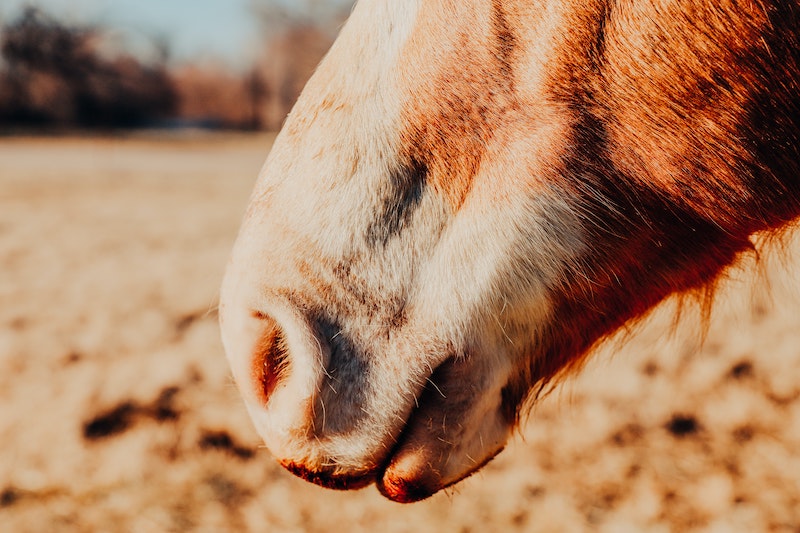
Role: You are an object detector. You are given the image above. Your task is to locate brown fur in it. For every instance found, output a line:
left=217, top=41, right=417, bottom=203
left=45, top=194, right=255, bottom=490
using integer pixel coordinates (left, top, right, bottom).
left=398, top=0, right=522, bottom=210
left=396, top=0, right=800, bottom=417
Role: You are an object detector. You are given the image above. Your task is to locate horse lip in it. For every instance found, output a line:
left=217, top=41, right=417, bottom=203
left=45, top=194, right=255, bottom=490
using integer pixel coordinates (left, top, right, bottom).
left=376, top=470, right=438, bottom=503
left=280, top=460, right=376, bottom=491
left=278, top=437, right=506, bottom=502
left=376, top=445, right=506, bottom=503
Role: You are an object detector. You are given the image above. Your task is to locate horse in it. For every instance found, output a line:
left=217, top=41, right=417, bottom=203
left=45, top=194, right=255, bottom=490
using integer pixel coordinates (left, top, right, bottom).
left=220, top=0, right=800, bottom=502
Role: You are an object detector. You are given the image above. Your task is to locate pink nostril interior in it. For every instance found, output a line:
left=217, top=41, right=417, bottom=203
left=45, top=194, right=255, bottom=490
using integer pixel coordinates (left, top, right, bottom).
left=250, top=312, right=291, bottom=405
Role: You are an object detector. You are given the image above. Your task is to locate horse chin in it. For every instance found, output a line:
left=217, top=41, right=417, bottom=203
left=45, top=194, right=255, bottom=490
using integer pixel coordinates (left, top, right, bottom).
left=278, top=440, right=507, bottom=503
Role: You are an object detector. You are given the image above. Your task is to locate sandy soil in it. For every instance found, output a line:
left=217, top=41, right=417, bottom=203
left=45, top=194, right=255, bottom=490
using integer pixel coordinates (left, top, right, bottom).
left=1, top=134, right=799, bottom=532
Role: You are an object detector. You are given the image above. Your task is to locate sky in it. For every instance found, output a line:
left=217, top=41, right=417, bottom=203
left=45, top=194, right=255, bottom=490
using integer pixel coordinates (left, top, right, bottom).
left=0, top=0, right=349, bottom=70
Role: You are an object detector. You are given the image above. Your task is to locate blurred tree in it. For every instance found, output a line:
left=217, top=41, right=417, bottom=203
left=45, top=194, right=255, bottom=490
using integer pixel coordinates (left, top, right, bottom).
left=250, top=0, right=353, bottom=129
left=172, top=62, right=262, bottom=129
left=0, top=7, right=176, bottom=129
left=246, top=67, right=267, bottom=131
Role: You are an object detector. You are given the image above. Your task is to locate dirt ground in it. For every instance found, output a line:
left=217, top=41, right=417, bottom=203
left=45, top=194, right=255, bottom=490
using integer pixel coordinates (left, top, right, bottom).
left=1, top=134, right=799, bottom=532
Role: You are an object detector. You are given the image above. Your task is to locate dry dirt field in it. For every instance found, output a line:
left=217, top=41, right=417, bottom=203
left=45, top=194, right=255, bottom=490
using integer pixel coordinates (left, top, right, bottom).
left=1, top=134, right=800, bottom=532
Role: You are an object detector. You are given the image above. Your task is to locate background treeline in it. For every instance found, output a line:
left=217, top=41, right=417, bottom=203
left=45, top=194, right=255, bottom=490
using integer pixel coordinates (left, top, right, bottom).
left=0, top=5, right=348, bottom=131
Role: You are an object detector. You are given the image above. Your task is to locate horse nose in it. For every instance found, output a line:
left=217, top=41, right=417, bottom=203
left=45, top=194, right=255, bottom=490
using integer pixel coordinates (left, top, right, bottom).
left=221, top=302, right=386, bottom=483
left=221, top=299, right=327, bottom=431
left=251, top=312, right=291, bottom=405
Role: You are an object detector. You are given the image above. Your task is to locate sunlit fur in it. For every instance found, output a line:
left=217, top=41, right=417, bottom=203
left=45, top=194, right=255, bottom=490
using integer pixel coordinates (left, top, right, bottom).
left=220, top=0, right=800, bottom=502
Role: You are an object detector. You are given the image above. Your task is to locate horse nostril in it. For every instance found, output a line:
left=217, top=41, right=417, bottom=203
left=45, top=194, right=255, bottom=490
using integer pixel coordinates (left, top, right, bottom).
left=251, top=312, right=291, bottom=405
